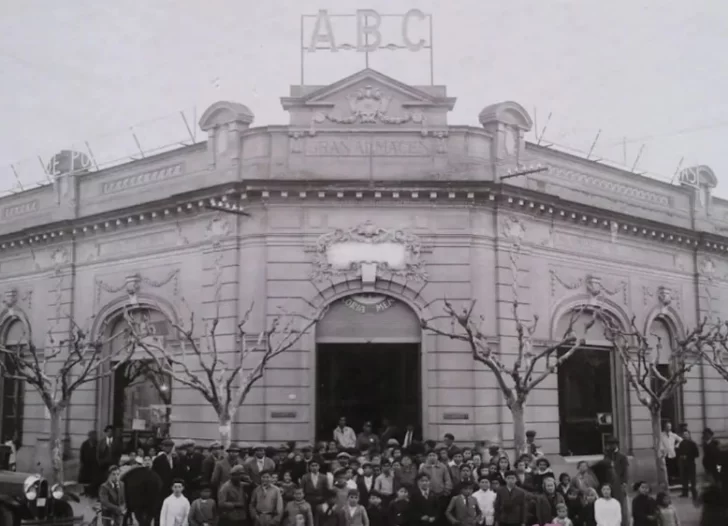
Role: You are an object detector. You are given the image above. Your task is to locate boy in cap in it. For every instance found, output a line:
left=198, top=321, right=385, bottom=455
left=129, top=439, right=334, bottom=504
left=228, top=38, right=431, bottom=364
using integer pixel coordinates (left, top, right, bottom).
left=218, top=465, right=247, bottom=526
left=202, top=442, right=223, bottom=486
left=212, top=444, right=242, bottom=494
left=189, top=483, right=217, bottom=526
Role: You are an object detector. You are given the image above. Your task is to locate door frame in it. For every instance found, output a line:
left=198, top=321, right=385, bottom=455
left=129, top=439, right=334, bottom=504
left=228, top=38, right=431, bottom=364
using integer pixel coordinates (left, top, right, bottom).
left=314, top=342, right=422, bottom=439
left=307, top=290, right=428, bottom=441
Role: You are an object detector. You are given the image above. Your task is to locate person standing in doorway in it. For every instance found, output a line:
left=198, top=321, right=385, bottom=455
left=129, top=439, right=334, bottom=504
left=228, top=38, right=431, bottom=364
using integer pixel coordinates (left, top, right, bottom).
left=602, top=437, right=629, bottom=526
left=357, top=422, right=381, bottom=453
left=659, top=422, right=682, bottom=485
left=676, top=429, right=699, bottom=499
left=335, top=417, right=357, bottom=452
left=401, top=425, right=418, bottom=450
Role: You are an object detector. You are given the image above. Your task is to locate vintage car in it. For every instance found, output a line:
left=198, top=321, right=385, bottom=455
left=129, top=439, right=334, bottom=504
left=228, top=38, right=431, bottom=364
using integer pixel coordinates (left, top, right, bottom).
left=0, top=459, right=82, bottom=525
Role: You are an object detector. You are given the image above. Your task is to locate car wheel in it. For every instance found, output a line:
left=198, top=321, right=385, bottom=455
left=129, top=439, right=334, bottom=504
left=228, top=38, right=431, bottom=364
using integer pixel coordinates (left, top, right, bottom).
left=0, top=504, right=15, bottom=526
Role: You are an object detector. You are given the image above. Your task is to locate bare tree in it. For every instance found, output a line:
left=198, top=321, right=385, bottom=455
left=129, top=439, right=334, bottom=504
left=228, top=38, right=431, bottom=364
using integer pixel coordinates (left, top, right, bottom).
left=600, top=314, right=709, bottom=489
left=0, top=321, right=131, bottom=483
left=421, top=236, right=595, bottom=457
left=125, top=301, right=325, bottom=448
left=699, top=320, right=728, bottom=383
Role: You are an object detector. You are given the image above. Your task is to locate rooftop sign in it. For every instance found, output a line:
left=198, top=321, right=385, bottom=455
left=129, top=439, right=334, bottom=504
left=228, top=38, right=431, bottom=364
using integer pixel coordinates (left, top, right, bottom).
left=300, top=9, right=434, bottom=84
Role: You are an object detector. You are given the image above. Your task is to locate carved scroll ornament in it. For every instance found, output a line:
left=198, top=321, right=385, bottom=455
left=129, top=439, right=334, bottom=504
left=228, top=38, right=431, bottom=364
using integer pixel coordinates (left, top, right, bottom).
left=308, top=221, right=427, bottom=282
left=550, top=270, right=628, bottom=304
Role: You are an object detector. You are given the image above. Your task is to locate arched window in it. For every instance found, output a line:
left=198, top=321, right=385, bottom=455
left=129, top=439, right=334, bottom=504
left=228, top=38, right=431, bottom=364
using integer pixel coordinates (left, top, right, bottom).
left=101, top=309, right=173, bottom=441
left=1, top=320, right=26, bottom=446
left=556, top=308, right=627, bottom=456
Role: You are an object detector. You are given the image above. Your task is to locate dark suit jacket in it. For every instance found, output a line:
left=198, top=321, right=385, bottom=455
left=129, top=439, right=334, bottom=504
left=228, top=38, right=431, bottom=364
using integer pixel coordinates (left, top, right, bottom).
left=534, top=492, right=564, bottom=525
left=244, top=456, right=277, bottom=486
left=409, top=488, right=439, bottom=525
left=152, top=453, right=176, bottom=494
left=493, top=486, right=528, bottom=526
left=99, top=480, right=126, bottom=518
left=97, top=437, right=122, bottom=467
left=301, top=472, right=329, bottom=506
left=356, top=475, right=376, bottom=504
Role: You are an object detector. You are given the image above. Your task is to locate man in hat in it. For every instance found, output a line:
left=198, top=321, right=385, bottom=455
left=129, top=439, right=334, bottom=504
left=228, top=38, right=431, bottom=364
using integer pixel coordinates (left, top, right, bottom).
left=152, top=438, right=177, bottom=525
left=212, top=444, right=242, bottom=494
left=356, top=422, right=381, bottom=453
left=218, top=465, right=248, bottom=526
left=246, top=444, right=277, bottom=486
left=202, top=442, right=223, bottom=486
left=153, top=439, right=177, bottom=495
left=602, top=436, right=629, bottom=526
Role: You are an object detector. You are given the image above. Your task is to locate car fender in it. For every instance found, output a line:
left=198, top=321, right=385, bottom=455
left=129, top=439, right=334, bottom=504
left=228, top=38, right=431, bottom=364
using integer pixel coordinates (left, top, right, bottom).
left=0, top=493, right=19, bottom=508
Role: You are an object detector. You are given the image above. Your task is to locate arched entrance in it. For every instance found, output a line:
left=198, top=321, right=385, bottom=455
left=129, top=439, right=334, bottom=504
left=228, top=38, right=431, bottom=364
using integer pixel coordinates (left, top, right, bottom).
left=315, top=293, right=422, bottom=440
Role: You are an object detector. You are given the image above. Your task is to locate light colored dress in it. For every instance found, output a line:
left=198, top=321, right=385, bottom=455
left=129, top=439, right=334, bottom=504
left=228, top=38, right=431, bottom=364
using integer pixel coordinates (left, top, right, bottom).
left=657, top=505, right=680, bottom=526
left=594, top=497, right=621, bottom=526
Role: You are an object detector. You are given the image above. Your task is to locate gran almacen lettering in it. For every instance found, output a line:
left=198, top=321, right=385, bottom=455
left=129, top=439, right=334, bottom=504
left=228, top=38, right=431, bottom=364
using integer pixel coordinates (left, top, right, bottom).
left=304, top=138, right=431, bottom=156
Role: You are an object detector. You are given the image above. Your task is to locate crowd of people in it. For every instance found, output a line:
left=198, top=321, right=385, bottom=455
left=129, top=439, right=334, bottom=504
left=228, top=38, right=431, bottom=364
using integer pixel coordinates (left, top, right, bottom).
left=79, top=418, right=728, bottom=526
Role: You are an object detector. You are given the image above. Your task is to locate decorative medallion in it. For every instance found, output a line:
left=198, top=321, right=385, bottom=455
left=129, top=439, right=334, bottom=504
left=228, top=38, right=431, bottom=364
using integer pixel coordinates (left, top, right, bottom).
left=308, top=221, right=427, bottom=282
left=310, top=85, right=426, bottom=134
left=342, top=294, right=396, bottom=314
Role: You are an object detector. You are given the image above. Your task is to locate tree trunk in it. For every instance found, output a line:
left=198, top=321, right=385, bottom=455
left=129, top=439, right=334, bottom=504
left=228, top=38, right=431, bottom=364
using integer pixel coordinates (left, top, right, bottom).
left=650, top=408, right=668, bottom=490
left=510, top=401, right=527, bottom=460
left=49, top=408, right=64, bottom=484
left=218, top=414, right=232, bottom=450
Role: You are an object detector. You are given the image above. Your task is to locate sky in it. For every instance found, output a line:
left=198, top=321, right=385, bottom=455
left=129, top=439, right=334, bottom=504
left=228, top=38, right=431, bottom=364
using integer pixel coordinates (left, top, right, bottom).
left=1, top=0, right=726, bottom=197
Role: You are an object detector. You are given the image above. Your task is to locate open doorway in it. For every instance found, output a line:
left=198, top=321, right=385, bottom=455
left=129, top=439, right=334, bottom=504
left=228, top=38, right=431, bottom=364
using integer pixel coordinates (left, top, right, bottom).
left=316, top=343, right=420, bottom=440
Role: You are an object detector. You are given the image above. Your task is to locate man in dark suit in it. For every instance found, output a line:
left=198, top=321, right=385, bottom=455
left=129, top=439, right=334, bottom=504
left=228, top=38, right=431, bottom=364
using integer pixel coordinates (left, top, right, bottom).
left=603, top=436, right=629, bottom=526
left=401, top=424, right=420, bottom=450
left=493, top=471, right=527, bottom=526
left=410, top=473, right=439, bottom=526
left=356, top=462, right=376, bottom=503
left=96, top=425, right=122, bottom=496
left=301, top=459, right=328, bottom=508
left=152, top=438, right=177, bottom=525
left=99, top=464, right=126, bottom=526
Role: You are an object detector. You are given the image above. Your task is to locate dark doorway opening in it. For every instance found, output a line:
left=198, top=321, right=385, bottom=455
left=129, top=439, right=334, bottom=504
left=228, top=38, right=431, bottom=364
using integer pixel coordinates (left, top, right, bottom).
left=316, top=343, right=421, bottom=440
left=558, top=346, right=615, bottom=456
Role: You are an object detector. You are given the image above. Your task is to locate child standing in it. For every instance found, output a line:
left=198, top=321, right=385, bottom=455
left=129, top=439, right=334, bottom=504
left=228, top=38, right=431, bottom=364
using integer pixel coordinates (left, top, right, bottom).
left=189, top=484, right=217, bottom=526
left=472, top=477, right=496, bottom=526
left=553, top=502, right=573, bottom=526
left=284, top=487, right=315, bottom=526
left=160, top=479, right=191, bottom=526
left=564, top=487, right=583, bottom=526
left=631, top=481, right=657, bottom=526
left=338, top=489, right=370, bottom=526
left=594, top=484, right=621, bottom=526
left=366, top=492, right=386, bottom=526
left=374, top=461, right=395, bottom=504
left=655, top=492, right=680, bottom=526
left=388, top=487, right=412, bottom=526
left=445, top=484, right=482, bottom=526
left=279, top=472, right=297, bottom=503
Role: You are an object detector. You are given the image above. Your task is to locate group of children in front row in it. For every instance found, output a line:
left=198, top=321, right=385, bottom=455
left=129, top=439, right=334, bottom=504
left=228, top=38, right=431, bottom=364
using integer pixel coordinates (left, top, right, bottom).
left=158, top=471, right=682, bottom=526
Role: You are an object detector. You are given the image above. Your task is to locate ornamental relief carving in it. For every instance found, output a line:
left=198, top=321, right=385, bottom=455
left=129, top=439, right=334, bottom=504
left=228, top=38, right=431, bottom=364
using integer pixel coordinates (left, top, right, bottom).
left=550, top=269, right=628, bottom=305
left=1, top=287, right=33, bottom=314
left=306, top=221, right=427, bottom=282
left=309, top=85, right=426, bottom=135
left=95, top=268, right=180, bottom=309
left=642, top=284, right=682, bottom=311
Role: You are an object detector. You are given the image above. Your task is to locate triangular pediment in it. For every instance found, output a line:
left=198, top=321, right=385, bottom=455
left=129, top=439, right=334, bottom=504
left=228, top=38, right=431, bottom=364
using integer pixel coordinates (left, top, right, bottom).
left=281, top=69, right=455, bottom=129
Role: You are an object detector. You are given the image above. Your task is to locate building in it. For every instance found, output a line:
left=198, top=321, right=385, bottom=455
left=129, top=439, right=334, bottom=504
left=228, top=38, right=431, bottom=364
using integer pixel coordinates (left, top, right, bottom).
left=1, top=68, right=727, bottom=473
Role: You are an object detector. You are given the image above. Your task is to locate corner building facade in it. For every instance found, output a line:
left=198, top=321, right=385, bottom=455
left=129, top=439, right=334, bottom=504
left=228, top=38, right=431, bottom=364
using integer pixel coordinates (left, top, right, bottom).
left=1, top=69, right=728, bottom=473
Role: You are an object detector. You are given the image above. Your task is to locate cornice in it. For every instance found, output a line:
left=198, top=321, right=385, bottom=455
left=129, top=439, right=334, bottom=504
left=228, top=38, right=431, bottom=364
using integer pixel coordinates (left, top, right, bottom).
left=0, top=180, right=726, bottom=258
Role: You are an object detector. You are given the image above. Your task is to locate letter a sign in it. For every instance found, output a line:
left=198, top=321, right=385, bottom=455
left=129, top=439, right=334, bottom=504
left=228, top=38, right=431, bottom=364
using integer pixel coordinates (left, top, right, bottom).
left=307, top=9, right=428, bottom=53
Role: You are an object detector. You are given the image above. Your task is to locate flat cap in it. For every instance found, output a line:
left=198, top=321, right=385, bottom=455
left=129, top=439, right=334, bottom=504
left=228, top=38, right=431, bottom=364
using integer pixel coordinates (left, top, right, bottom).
left=336, top=452, right=351, bottom=459
left=180, top=439, right=195, bottom=448
left=231, top=465, right=246, bottom=474
left=209, top=441, right=222, bottom=449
